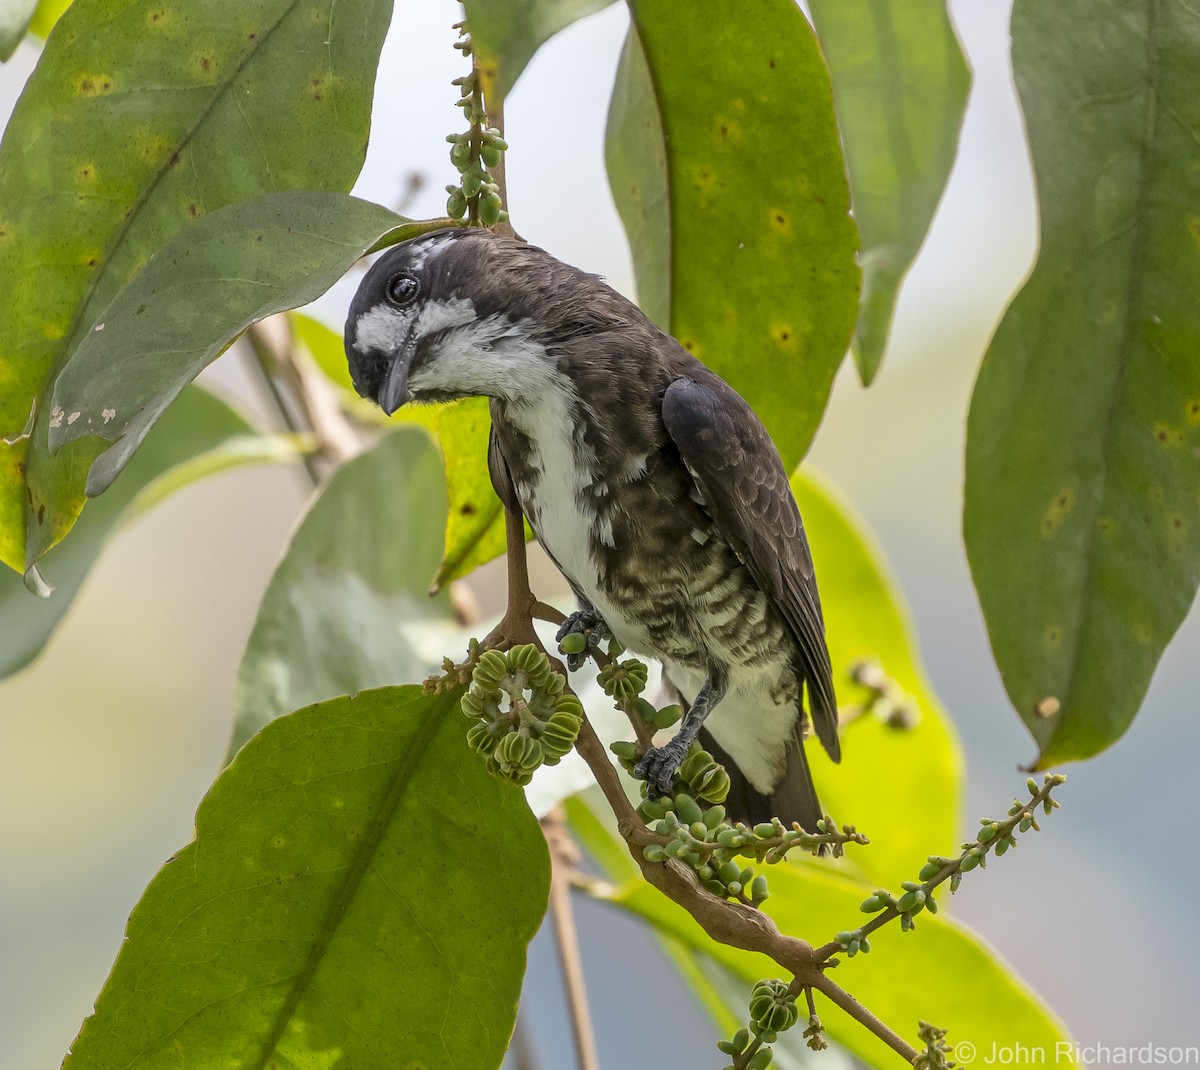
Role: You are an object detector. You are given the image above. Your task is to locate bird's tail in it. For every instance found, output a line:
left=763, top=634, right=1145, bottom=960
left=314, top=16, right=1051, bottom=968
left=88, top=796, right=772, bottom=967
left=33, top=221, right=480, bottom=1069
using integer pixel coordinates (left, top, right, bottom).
left=698, top=726, right=823, bottom=835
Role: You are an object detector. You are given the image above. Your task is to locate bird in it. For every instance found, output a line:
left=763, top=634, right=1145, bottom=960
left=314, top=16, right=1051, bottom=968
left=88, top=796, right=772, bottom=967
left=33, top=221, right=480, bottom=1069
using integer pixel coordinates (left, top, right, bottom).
left=343, top=227, right=840, bottom=831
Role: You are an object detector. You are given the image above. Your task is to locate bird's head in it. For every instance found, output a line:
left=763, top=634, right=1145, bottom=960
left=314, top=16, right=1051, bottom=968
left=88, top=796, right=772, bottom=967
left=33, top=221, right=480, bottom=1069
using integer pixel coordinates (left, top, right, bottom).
left=344, top=227, right=619, bottom=414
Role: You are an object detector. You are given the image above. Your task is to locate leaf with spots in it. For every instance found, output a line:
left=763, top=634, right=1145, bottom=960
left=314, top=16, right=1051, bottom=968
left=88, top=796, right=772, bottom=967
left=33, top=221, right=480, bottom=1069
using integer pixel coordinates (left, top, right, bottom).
left=794, top=467, right=961, bottom=888
left=0, top=386, right=257, bottom=680
left=808, top=0, right=970, bottom=386
left=0, top=0, right=394, bottom=575
left=47, top=192, right=418, bottom=497
left=964, top=0, right=1200, bottom=767
left=464, top=0, right=618, bottom=104
left=63, top=685, right=550, bottom=1070
left=607, top=0, right=861, bottom=471
left=231, top=426, right=455, bottom=758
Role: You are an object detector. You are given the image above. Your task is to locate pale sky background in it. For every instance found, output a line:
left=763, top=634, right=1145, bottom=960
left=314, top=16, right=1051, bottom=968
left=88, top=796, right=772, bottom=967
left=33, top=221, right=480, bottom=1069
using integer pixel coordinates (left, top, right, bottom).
left=2, top=3, right=1199, bottom=1068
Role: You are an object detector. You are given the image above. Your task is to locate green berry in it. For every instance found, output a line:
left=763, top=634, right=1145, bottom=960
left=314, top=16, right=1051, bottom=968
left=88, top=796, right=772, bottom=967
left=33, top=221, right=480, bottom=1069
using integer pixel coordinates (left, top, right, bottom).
left=479, top=190, right=503, bottom=226
left=481, top=143, right=501, bottom=168
left=559, top=631, right=587, bottom=655
left=653, top=704, right=682, bottom=729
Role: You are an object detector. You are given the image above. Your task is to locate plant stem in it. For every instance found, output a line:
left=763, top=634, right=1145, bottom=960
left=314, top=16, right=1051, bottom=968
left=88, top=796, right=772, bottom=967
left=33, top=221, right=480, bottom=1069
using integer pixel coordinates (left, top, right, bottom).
left=244, top=323, right=322, bottom=488
left=543, top=809, right=601, bottom=1070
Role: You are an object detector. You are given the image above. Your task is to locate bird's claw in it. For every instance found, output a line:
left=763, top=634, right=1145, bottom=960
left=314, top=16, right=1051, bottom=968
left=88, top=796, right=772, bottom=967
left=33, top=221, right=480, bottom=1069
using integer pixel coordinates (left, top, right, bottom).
left=556, top=608, right=609, bottom=671
left=635, top=738, right=689, bottom=798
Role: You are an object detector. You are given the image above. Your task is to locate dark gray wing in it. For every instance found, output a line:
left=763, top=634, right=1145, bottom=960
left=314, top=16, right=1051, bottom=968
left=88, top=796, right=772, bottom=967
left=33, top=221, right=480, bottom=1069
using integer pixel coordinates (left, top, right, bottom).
left=488, top=423, right=522, bottom=516
left=662, top=377, right=840, bottom=763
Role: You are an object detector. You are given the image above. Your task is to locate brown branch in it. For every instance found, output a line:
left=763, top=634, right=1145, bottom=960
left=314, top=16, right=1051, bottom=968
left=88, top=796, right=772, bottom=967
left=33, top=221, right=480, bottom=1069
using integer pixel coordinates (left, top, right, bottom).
left=810, top=973, right=921, bottom=1063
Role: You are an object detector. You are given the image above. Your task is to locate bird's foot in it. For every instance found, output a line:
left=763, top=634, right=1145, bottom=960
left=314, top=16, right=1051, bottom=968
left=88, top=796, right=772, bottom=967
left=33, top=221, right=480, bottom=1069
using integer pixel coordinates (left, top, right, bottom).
left=555, top=608, right=609, bottom=671
left=635, top=736, right=691, bottom=798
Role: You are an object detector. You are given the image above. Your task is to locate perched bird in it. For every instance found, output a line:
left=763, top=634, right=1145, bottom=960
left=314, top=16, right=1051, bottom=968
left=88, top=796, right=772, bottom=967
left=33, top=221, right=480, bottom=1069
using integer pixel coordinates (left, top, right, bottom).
left=344, top=229, right=840, bottom=830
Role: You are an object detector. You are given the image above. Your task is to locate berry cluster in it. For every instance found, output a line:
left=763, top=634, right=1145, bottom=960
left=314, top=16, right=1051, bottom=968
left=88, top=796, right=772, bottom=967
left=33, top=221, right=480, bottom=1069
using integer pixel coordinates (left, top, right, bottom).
left=717, top=979, right=817, bottom=1069
left=462, top=645, right=582, bottom=785
left=445, top=22, right=508, bottom=226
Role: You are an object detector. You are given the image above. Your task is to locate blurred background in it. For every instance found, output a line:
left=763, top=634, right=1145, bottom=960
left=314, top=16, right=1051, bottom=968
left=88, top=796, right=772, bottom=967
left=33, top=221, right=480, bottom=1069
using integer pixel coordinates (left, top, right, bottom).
left=3, top=2, right=1198, bottom=1067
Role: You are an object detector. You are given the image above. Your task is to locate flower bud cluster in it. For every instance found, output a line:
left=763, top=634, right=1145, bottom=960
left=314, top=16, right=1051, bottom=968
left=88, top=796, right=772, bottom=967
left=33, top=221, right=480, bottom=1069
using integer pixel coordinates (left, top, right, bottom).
left=445, top=22, right=508, bottom=226
left=717, top=979, right=806, bottom=1068
left=848, top=772, right=1067, bottom=944
left=463, top=644, right=582, bottom=785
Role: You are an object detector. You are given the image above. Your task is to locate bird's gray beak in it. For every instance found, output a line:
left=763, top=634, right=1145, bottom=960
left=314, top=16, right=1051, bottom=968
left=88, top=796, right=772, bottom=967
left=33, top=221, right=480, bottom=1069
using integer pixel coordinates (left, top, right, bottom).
left=377, top=324, right=418, bottom=415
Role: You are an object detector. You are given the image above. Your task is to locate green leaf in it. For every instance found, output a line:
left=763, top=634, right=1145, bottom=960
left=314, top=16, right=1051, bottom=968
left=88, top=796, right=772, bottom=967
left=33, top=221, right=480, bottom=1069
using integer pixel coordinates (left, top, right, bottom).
left=0, top=0, right=37, bottom=60
left=0, top=386, right=252, bottom=680
left=232, top=427, right=454, bottom=758
left=429, top=397, right=509, bottom=590
left=807, top=0, right=969, bottom=386
left=607, top=1, right=860, bottom=470
left=795, top=467, right=961, bottom=887
left=48, top=192, right=413, bottom=497
left=963, top=0, right=1200, bottom=767
left=0, top=0, right=395, bottom=571
left=464, top=0, right=618, bottom=104
left=604, top=865, right=1075, bottom=1070
left=64, top=686, right=551, bottom=1070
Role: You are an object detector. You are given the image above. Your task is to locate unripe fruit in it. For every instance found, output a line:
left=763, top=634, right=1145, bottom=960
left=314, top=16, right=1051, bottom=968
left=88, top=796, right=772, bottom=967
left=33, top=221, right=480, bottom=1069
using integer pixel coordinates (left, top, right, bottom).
left=653, top=704, right=682, bottom=729
left=560, top=632, right=587, bottom=656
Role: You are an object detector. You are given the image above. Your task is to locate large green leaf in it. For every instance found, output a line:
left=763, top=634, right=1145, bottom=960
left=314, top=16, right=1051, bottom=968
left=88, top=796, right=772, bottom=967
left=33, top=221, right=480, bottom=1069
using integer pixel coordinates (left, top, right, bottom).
left=605, top=859, right=1073, bottom=1070
left=807, top=0, right=969, bottom=386
left=796, top=468, right=960, bottom=887
left=0, top=386, right=253, bottom=679
left=0, top=0, right=37, bottom=59
left=48, top=193, right=414, bottom=497
left=464, top=0, right=618, bottom=104
left=963, top=0, right=1200, bottom=767
left=65, top=686, right=551, bottom=1070
left=232, top=427, right=454, bottom=758
left=607, top=0, right=860, bottom=470
left=0, top=0, right=394, bottom=572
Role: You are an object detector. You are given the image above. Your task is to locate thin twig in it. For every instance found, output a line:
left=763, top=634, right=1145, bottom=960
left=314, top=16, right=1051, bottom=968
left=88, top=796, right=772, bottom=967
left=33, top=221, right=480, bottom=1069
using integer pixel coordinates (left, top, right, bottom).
left=244, top=324, right=322, bottom=488
left=543, top=809, right=600, bottom=1070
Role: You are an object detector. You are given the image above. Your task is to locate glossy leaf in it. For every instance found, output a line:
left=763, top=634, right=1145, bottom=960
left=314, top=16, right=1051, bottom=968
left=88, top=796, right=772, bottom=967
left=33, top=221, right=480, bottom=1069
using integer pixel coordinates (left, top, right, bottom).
left=464, top=0, right=618, bottom=103
left=606, top=863, right=1073, bottom=1069
left=607, top=0, right=860, bottom=470
left=232, top=427, right=454, bottom=758
left=48, top=193, right=412, bottom=497
left=796, top=468, right=960, bottom=886
left=808, top=0, right=969, bottom=385
left=430, top=397, right=509, bottom=590
left=288, top=313, right=516, bottom=589
left=0, top=386, right=251, bottom=680
left=0, top=0, right=394, bottom=571
left=64, top=686, right=551, bottom=1070
left=0, top=0, right=36, bottom=59
left=964, top=0, right=1200, bottom=767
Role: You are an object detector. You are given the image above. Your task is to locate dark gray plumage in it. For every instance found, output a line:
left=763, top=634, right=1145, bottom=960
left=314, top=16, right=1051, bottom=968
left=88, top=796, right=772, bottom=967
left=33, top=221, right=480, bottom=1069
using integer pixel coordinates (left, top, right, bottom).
left=344, top=228, right=839, bottom=830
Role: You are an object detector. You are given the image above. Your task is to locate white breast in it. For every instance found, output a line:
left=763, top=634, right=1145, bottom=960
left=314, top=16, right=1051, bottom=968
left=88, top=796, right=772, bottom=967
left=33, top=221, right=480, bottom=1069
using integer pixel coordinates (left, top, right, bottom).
left=508, top=385, right=605, bottom=586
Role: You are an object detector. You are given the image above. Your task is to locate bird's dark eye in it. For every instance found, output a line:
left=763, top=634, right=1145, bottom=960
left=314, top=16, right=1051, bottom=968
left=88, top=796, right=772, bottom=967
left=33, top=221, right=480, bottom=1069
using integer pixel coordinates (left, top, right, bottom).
left=387, top=273, right=420, bottom=306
